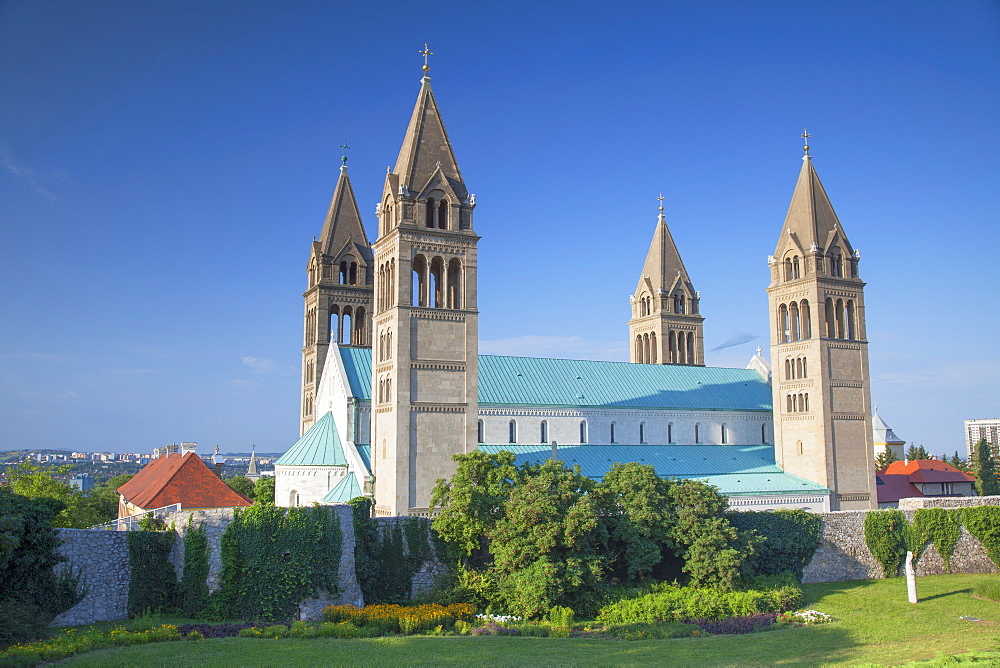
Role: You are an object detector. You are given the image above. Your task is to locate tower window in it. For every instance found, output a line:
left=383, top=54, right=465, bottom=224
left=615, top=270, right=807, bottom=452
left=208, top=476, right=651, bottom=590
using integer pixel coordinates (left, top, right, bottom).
left=610, top=421, right=617, bottom=443
left=509, top=420, right=517, bottom=444
left=721, top=424, right=728, bottom=444
left=667, top=422, right=673, bottom=443
left=580, top=420, right=588, bottom=444
left=438, top=199, right=449, bottom=229
left=426, top=197, right=436, bottom=228
left=694, top=423, right=701, bottom=444
left=639, top=422, right=646, bottom=444
left=540, top=420, right=548, bottom=444
left=762, top=423, right=768, bottom=445
left=478, top=420, right=484, bottom=444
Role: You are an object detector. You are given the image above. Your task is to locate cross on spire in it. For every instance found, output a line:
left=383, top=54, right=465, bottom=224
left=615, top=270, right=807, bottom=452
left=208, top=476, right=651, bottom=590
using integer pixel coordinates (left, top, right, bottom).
left=340, top=140, right=350, bottom=165
left=657, top=192, right=665, bottom=213
left=801, top=128, right=811, bottom=156
left=420, top=43, right=434, bottom=76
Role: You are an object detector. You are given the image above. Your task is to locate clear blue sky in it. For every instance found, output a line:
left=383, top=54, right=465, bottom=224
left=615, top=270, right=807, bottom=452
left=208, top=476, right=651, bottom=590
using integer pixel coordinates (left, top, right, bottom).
left=2, top=0, right=998, bottom=456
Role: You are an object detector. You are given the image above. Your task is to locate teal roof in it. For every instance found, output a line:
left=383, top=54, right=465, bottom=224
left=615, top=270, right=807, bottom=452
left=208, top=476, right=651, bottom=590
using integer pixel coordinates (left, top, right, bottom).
left=477, top=444, right=829, bottom=496
left=275, top=412, right=348, bottom=467
left=337, top=348, right=771, bottom=411
left=356, top=444, right=371, bottom=472
left=321, top=472, right=362, bottom=503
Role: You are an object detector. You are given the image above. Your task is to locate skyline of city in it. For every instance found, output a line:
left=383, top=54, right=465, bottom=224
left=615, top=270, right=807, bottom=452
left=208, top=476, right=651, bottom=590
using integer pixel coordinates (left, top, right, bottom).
left=2, top=1, right=998, bottom=455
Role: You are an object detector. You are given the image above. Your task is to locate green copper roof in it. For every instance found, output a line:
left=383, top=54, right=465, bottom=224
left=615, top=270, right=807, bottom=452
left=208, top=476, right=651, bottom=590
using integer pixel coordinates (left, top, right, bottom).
left=321, top=472, right=362, bottom=503
left=477, top=444, right=829, bottom=496
left=337, top=348, right=771, bottom=411
left=275, top=412, right=348, bottom=467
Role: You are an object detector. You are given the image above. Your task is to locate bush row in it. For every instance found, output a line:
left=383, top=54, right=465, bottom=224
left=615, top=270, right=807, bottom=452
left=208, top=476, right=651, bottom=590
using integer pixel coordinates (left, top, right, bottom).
left=596, top=584, right=802, bottom=625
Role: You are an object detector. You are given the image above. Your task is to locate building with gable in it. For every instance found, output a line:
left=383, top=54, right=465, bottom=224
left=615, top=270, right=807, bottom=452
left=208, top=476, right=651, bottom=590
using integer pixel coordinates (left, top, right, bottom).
left=275, top=60, right=882, bottom=515
left=117, top=452, right=253, bottom=519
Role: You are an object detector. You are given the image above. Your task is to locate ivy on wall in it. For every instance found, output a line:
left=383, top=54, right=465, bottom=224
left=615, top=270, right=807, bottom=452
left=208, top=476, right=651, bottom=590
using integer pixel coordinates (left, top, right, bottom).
left=126, top=530, right=179, bottom=616
left=863, top=509, right=907, bottom=578
left=726, top=509, right=821, bottom=577
left=913, top=508, right=962, bottom=573
left=372, top=517, right=432, bottom=603
left=213, top=505, right=342, bottom=622
left=180, top=520, right=210, bottom=617
left=348, top=497, right=379, bottom=604
left=962, top=506, right=1000, bottom=569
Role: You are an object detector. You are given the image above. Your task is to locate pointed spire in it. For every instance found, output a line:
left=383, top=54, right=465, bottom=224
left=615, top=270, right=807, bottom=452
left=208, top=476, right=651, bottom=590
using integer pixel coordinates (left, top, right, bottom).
left=392, top=74, right=467, bottom=200
left=637, top=196, right=694, bottom=295
left=317, top=161, right=372, bottom=258
left=775, top=139, right=846, bottom=256
left=246, top=444, right=258, bottom=477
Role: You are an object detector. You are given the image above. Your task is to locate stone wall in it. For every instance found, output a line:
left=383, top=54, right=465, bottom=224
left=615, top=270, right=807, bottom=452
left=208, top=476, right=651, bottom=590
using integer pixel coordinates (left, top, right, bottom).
left=375, top=516, right=447, bottom=598
left=801, top=497, right=1000, bottom=583
left=51, top=529, right=130, bottom=627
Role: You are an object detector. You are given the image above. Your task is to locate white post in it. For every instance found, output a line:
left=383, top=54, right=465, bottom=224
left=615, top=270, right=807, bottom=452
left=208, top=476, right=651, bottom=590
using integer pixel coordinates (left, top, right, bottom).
left=905, top=551, right=918, bottom=604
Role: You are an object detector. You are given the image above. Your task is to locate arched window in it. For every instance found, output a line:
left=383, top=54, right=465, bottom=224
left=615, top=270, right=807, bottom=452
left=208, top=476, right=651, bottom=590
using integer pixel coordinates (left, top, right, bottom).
left=290, top=490, right=299, bottom=507
left=721, top=424, right=728, bottom=444
left=477, top=420, right=484, bottom=444
left=610, top=421, right=617, bottom=443
left=761, top=423, right=768, bottom=445
left=785, top=358, right=792, bottom=380
left=802, top=356, right=807, bottom=377
left=668, top=331, right=677, bottom=363
left=639, top=422, right=646, bottom=444
left=508, top=420, right=517, bottom=444
left=787, top=394, right=793, bottom=412
left=643, top=333, right=650, bottom=364
left=796, top=357, right=803, bottom=379
left=784, top=257, right=793, bottom=281
left=341, top=306, right=353, bottom=345
left=355, top=307, right=366, bottom=346
left=674, top=293, right=685, bottom=314
left=790, top=302, right=800, bottom=341
left=835, top=299, right=845, bottom=339
left=846, top=300, right=856, bottom=340
left=797, top=440, right=804, bottom=455
left=650, top=333, right=657, bottom=363
left=825, top=298, right=835, bottom=338
left=800, top=300, right=812, bottom=338
left=694, top=423, right=701, bottom=443
left=430, top=257, right=445, bottom=308
left=447, top=259, right=462, bottom=309
left=425, top=197, right=436, bottom=228
left=328, top=305, right=340, bottom=344
left=540, top=420, right=548, bottom=444
left=412, top=255, right=427, bottom=307
left=438, top=198, right=449, bottom=229
left=803, top=393, right=810, bottom=412
left=667, top=422, right=673, bottom=444
left=580, top=420, right=588, bottom=444
left=635, top=335, right=642, bottom=362
left=687, top=332, right=695, bottom=364
left=339, top=261, right=348, bottom=284
left=792, top=256, right=800, bottom=279
left=779, top=303, right=790, bottom=342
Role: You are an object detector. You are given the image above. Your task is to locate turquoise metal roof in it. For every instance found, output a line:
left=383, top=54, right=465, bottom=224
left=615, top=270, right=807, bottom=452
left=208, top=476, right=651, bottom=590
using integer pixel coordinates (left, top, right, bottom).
left=337, top=348, right=771, bottom=411
left=477, top=444, right=829, bottom=496
left=356, top=444, right=371, bottom=472
left=340, top=347, right=372, bottom=401
left=322, top=472, right=362, bottom=503
left=275, top=412, right=348, bottom=467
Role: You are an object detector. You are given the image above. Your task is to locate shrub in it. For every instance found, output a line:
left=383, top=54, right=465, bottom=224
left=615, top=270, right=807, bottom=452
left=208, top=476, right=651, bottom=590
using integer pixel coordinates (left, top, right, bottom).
left=695, top=613, right=777, bottom=635
left=317, top=621, right=366, bottom=638
left=548, top=605, right=575, bottom=627
left=602, top=622, right=699, bottom=640
left=596, top=584, right=801, bottom=625
left=972, top=578, right=1000, bottom=602
left=963, top=507, right=1000, bottom=569
left=320, top=602, right=476, bottom=635
left=727, top=510, right=821, bottom=577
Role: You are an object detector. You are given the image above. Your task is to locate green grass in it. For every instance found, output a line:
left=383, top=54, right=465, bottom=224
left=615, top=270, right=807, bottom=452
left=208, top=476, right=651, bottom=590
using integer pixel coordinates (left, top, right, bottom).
left=52, top=574, right=1000, bottom=667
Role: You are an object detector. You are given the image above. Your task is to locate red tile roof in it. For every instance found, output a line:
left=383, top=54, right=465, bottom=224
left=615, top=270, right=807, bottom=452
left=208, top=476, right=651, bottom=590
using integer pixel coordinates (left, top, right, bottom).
left=876, top=474, right=923, bottom=505
left=882, top=459, right=975, bottom=483
left=117, top=452, right=253, bottom=511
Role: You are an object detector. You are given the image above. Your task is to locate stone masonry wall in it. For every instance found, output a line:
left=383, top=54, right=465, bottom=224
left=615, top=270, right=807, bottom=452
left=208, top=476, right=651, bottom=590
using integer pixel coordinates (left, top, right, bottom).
left=51, top=529, right=130, bottom=627
left=801, top=497, right=1000, bottom=583
left=375, top=516, right=447, bottom=599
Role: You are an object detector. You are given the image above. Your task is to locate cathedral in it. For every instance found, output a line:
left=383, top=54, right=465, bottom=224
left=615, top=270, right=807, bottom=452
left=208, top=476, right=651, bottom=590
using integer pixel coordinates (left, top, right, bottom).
left=274, top=60, right=878, bottom=515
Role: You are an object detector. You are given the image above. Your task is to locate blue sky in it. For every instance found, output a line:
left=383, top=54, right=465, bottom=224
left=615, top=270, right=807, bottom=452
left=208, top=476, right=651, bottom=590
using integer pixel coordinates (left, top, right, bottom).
left=2, top=0, right=998, bottom=456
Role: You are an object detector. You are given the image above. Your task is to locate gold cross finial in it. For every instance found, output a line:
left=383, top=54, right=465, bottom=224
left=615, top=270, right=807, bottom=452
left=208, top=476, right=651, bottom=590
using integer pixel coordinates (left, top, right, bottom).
left=801, top=128, right=811, bottom=156
left=340, top=140, right=350, bottom=165
left=657, top=192, right=665, bottom=213
left=420, top=43, right=434, bottom=76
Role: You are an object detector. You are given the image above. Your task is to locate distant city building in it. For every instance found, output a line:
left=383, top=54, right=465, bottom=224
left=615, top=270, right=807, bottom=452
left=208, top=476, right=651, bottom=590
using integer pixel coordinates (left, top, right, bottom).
left=965, top=419, right=1000, bottom=458
left=70, top=474, right=95, bottom=491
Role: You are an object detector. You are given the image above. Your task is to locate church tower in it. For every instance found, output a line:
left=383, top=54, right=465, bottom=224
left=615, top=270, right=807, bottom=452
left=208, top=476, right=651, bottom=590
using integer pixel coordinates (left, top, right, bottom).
left=370, top=59, right=479, bottom=516
left=766, top=136, right=877, bottom=510
left=301, top=159, right=374, bottom=435
left=629, top=198, right=704, bottom=365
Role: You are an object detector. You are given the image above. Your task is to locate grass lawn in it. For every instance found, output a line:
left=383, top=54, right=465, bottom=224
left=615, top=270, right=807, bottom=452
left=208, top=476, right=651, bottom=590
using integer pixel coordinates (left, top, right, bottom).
left=55, top=574, right=1000, bottom=667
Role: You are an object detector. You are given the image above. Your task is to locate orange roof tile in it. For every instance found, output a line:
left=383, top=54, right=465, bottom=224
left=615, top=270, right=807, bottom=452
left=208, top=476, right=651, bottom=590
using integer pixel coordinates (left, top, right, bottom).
left=883, top=459, right=975, bottom=483
left=117, top=452, right=253, bottom=511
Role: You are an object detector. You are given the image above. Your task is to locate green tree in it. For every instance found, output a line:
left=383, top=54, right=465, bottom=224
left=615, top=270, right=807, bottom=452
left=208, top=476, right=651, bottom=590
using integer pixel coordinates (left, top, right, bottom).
left=431, top=450, right=520, bottom=565
left=85, top=473, right=134, bottom=523
left=487, top=459, right=604, bottom=617
left=668, top=479, right=752, bottom=590
left=226, top=475, right=255, bottom=499
left=6, top=462, right=102, bottom=528
left=905, top=444, right=929, bottom=461
left=252, top=476, right=275, bottom=504
left=874, top=449, right=899, bottom=471
left=972, top=438, right=1000, bottom=496
left=949, top=451, right=969, bottom=472
left=594, top=462, right=674, bottom=580
left=0, top=488, right=83, bottom=646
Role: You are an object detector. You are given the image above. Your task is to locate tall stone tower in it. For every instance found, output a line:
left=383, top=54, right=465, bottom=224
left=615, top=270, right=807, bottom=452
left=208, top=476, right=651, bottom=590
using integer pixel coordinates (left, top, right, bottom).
left=629, top=199, right=704, bottom=365
left=766, top=140, right=877, bottom=510
left=301, top=161, right=374, bottom=435
left=370, top=66, right=479, bottom=516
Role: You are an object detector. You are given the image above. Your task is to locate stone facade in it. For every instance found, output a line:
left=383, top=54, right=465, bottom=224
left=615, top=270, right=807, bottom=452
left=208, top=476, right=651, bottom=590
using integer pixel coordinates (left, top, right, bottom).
left=51, top=529, right=131, bottom=627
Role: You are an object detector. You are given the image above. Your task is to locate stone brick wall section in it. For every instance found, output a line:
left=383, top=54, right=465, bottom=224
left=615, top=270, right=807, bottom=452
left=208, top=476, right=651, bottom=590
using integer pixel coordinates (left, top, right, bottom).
left=375, top=516, right=447, bottom=599
left=801, top=496, right=1000, bottom=584
left=51, top=529, right=130, bottom=627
